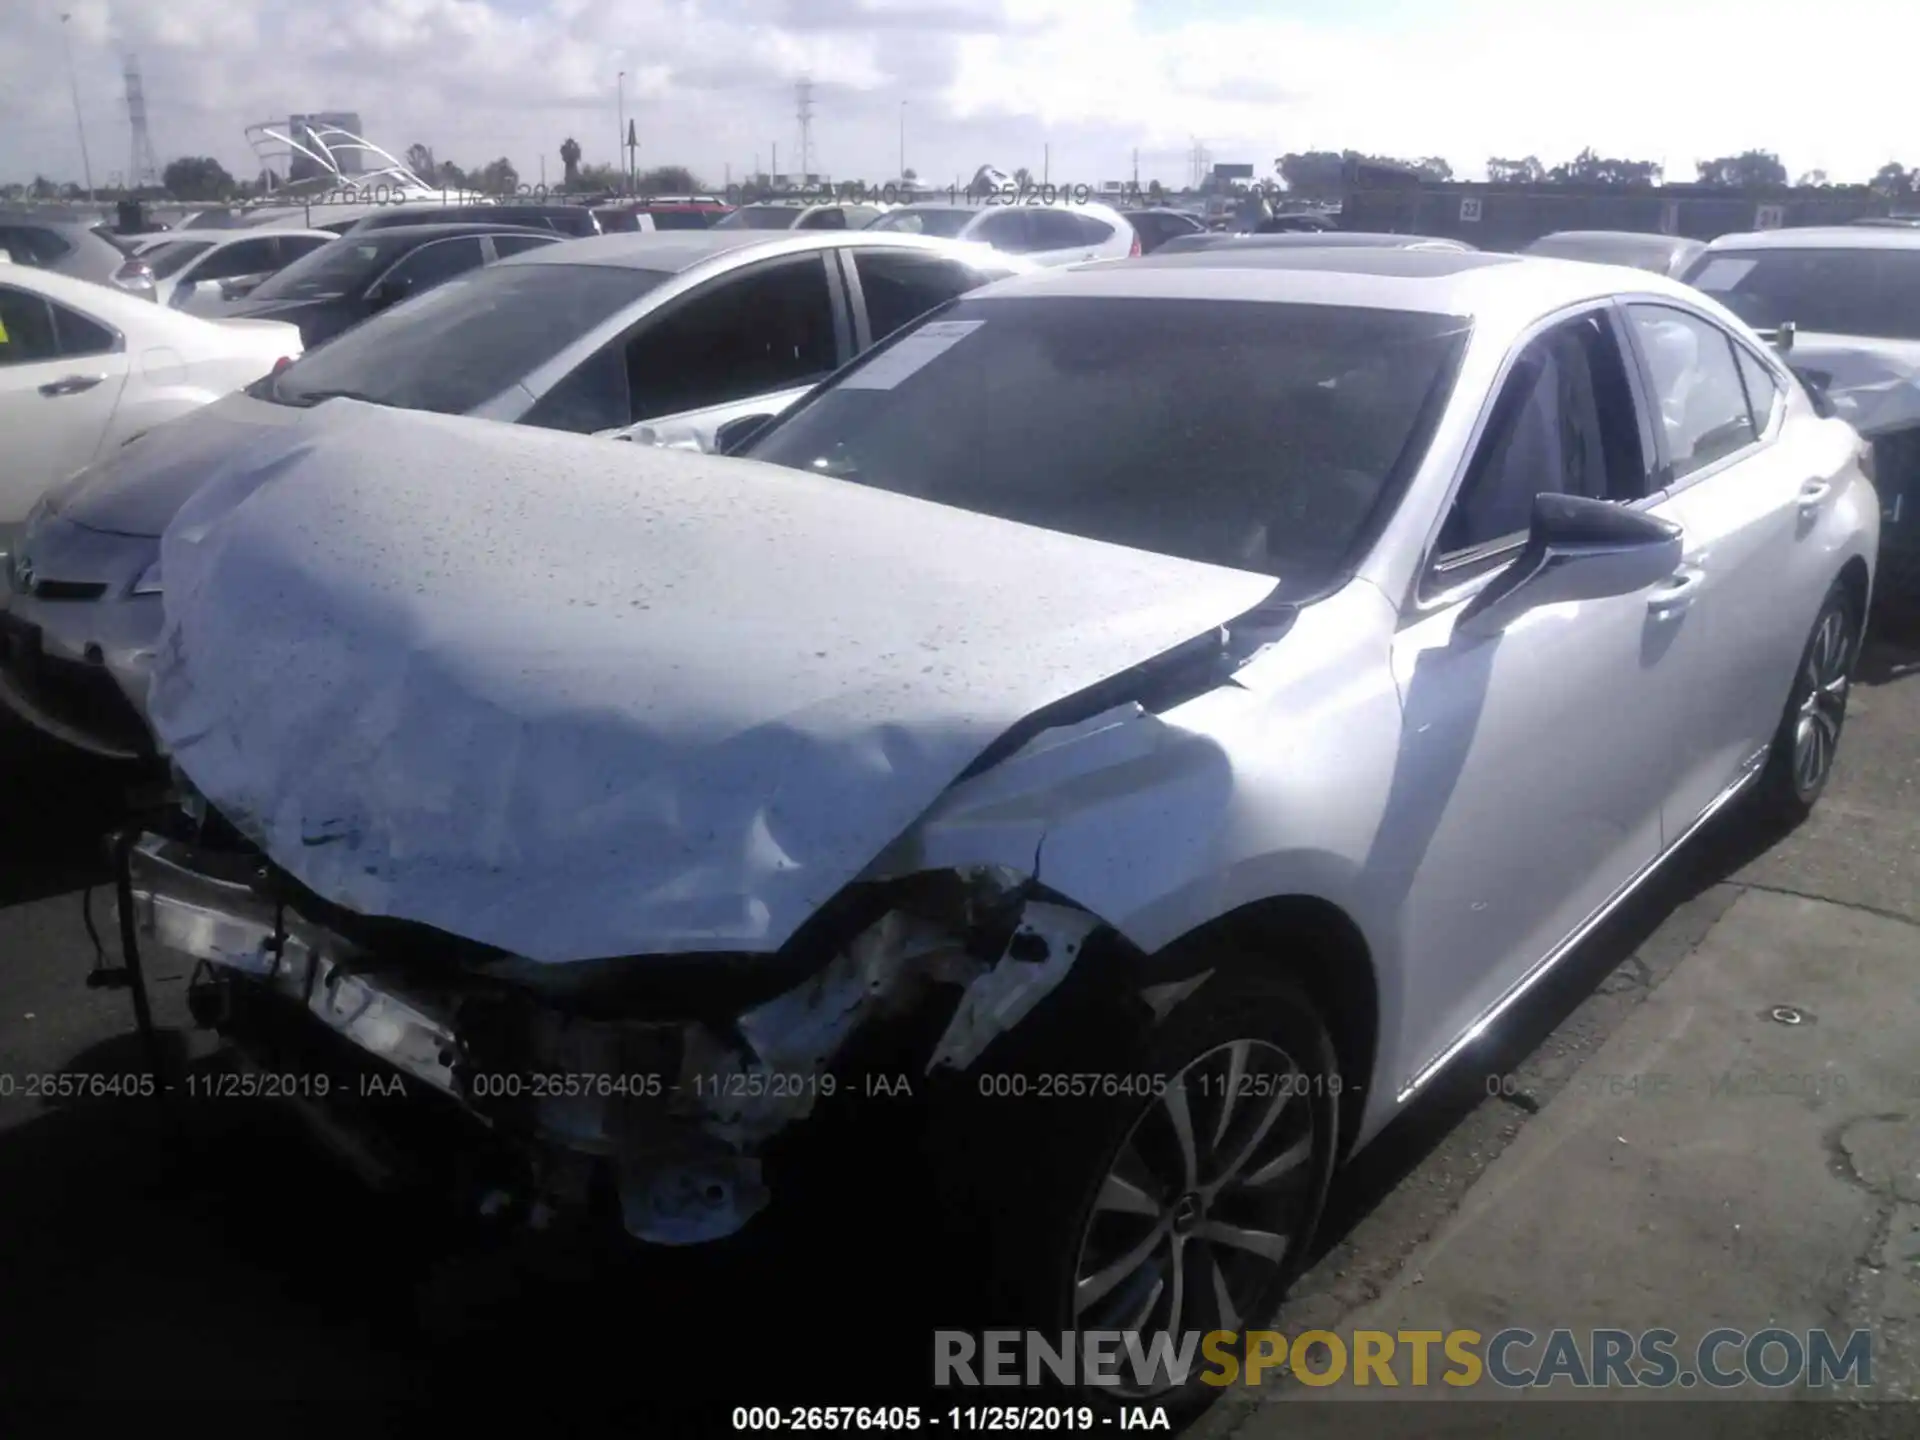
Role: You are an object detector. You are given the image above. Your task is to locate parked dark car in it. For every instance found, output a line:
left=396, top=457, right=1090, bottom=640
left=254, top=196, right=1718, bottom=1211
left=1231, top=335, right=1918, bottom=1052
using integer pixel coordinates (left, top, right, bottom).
left=343, top=204, right=602, bottom=238
left=0, top=208, right=157, bottom=298
left=206, top=223, right=562, bottom=348
left=1120, top=208, right=1206, bottom=253
left=1254, top=212, right=1337, bottom=233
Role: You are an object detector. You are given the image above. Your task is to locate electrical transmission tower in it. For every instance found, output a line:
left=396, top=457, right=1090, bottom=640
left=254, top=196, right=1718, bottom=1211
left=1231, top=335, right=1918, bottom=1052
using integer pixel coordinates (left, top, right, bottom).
left=795, top=75, right=814, bottom=183
left=124, top=52, right=160, bottom=189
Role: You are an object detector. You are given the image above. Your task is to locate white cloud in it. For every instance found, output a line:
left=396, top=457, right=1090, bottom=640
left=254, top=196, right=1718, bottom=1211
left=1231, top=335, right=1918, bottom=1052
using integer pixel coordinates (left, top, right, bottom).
left=2, top=0, right=1915, bottom=191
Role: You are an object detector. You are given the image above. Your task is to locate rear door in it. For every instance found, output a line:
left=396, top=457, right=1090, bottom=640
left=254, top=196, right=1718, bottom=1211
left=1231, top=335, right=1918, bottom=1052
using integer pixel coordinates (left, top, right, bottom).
left=1620, top=301, right=1857, bottom=827
left=0, top=286, right=130, bottom=523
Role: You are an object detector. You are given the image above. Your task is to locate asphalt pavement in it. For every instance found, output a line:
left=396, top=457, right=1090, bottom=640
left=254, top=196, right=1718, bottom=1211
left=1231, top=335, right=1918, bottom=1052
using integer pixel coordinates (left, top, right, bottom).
left=2, top=618, right=1917, bottom=1436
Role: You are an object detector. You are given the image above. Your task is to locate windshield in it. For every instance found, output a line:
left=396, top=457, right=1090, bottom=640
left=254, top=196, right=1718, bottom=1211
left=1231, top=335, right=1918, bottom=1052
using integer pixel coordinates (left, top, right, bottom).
left=248, top=233, right=421, bottom=301
left=1682, top=247, right=1920, bottom=340
left=266, top=262, right=669, bottom=414
left=714, top=206, right=799, bottom=230
left=143, top=240, right=215, bottom=279
left=865, top=207, right=974, bottom=238
left=744, top=296, right=1469, bottom=588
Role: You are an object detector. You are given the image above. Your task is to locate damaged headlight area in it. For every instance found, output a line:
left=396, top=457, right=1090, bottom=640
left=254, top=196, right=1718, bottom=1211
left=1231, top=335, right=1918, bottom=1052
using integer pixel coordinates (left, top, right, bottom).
left=119, top=834, right=1108, bottom=1248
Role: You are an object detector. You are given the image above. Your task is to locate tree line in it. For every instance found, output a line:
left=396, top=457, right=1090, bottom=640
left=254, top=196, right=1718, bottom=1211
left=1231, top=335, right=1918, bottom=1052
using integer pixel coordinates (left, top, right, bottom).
left=1276, top=148, right=1919, bottom=197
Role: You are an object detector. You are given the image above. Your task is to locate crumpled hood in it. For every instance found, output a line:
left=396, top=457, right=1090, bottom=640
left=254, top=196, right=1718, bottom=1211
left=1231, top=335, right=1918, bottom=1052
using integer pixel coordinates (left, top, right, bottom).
left=49, top=391, right=305, bottom=538
left=1785, top=335, right=1920, bottom=438
left=147, top=402, right=1278, bottom=964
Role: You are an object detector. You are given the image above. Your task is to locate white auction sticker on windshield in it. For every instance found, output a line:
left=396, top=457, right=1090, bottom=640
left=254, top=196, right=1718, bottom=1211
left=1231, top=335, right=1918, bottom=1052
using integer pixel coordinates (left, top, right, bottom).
left=1688, top=257, right=1757, bottom=291
left=840, top=319, right=985, bottom=389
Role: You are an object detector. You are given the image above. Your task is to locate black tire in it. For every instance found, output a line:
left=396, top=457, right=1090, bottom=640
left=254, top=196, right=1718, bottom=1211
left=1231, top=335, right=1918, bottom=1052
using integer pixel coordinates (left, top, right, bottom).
left=931, top=956, right=1340, bottom=1426
left=1755, top=580, right=1858, bottom=823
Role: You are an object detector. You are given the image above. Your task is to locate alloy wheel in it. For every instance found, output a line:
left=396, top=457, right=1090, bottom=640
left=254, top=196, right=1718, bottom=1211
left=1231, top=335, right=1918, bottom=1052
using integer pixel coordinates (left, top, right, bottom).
left=1069, top=1038, right=1318, bottom=1396
left=1792, top=605, right=1852, bottom=797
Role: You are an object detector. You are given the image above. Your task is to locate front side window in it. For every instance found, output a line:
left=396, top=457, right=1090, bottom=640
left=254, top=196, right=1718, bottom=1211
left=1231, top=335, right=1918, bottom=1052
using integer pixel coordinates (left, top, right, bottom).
left=250, top=235, right=415, bottom=300
left=1436, top=311, right=1646, bottom=560
left=1627, top=305, right=1760, bottom=481
left=623, top=256, right=839, bottom=421
left=795, top=208, right=848, bottom=230
left=744, top=296, right=1470, bottom=591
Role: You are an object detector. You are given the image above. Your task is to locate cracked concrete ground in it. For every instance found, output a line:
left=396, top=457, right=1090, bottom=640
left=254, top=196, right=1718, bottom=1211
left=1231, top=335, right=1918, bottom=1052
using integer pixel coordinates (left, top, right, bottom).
left=1194, top=618, right=1920, bottom=1438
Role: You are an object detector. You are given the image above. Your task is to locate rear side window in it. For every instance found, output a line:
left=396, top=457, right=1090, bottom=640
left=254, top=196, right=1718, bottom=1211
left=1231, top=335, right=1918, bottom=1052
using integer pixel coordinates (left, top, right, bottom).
left=1684, top=247, right=1920, bottom=341
left=645, top=210, right=712, bottom=230
left=0, top=287, right=60, bottom=363
left=144, top=240, right=215, bottom=279
left=52, top=302, right=116, bottom=357
left=852, top=249, right=988, bottom=343
left=381, top=236, right=487, bottom=291
left=491, top=233, right=554, bottom=258
left=1071, top=213, right=1116, bottom=245
left=795, top=208, right=848, bottom=230
left=1626, top=305, right=1760, bottom=480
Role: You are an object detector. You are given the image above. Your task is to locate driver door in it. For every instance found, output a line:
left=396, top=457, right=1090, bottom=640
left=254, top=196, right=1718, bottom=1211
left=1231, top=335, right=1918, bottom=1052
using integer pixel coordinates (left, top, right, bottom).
left=1383, top=305, right=1688, bottom=1095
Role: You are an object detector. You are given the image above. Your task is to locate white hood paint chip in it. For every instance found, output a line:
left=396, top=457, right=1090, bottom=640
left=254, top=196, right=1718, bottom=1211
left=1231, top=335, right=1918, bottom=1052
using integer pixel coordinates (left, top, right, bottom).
left=147, top=402, right=1277, bottom=964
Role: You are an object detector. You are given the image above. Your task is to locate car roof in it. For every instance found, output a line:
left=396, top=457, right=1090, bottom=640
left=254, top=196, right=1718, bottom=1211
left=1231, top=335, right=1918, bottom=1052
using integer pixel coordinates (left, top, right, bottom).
left=1705, top=225, right=1920, bottom=251
left=974, top=249, right=1696, bottom=325
left=492, top=228, right=1005, bottom=273
left=1174, top=230, right=1469, bottom=249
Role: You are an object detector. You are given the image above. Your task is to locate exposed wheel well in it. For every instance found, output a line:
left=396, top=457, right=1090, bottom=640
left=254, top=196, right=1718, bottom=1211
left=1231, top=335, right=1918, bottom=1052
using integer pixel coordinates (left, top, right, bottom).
left=1153, top=896, right=1379, bottom=1159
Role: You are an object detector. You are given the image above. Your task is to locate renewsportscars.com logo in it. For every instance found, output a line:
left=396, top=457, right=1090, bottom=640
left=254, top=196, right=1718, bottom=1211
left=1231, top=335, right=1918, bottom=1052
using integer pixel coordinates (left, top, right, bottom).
left=934, top=1328, right=1874, bottom=1390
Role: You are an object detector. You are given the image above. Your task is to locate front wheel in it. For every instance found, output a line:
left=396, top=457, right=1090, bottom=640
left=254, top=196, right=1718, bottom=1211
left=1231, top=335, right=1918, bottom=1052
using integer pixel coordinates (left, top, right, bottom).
left=935, top=962, right=1340, bottom=1424
left=1756, top=581, right=1857, bottom=822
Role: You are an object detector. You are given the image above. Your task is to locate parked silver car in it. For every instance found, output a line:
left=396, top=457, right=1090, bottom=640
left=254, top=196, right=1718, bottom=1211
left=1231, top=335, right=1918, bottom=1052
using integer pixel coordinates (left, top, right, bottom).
left=0, top=230, right=1026, bottom=758
left=1522, top=229, right=1706, bottom=277
left=116, top=247, right=1875, bottom=1421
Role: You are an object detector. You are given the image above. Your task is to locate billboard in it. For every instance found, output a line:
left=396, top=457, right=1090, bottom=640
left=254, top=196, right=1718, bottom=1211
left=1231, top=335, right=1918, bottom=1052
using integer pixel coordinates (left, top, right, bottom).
left=1213, top=163, right=1255, bottom=180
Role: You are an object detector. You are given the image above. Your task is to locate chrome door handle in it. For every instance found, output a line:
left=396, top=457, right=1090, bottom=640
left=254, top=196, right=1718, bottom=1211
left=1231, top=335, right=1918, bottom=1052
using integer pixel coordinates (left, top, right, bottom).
left=1648, top=566, right=1706, bottom=615
left=39, top=373, right=106, bottom=397
left=1798, top=478, right=1833, bottom=512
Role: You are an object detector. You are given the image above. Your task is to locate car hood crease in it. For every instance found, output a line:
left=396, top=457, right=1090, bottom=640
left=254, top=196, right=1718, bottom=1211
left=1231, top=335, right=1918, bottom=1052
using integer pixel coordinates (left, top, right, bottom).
left=147, top=402, right=1278, bottom=964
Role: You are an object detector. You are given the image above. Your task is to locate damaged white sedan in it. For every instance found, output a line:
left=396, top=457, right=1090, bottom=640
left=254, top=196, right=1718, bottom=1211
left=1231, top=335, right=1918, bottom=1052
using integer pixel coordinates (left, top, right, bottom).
left=115, top=247, right=1877, bottom=1418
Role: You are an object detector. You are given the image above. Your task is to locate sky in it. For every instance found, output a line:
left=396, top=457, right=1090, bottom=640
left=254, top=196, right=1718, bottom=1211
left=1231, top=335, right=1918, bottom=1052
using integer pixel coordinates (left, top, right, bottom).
left=3, top=0, right=1915, bottom=194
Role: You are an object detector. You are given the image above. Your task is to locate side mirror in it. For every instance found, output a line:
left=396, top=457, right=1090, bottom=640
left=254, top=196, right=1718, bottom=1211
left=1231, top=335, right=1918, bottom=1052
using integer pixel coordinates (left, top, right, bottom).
left=714, top=413, right=775, bottom=455
left=1454, top=493, right=1682, bottom=642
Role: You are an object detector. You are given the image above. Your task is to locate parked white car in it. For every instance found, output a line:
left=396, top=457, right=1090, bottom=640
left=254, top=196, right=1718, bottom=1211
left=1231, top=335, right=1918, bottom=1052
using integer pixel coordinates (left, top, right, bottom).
left=0, top=265, right=300, bottom=527
left=867, top=199, right=1140, bottom=265
left=131, top=228, right=336, bottom=309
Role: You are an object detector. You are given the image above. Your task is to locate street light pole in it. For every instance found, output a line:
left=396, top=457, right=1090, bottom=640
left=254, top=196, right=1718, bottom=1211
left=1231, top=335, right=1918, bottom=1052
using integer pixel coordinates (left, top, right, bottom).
left=616, top=70, right=626, bottom=195
left=60, top=13, right=95, bottom=200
